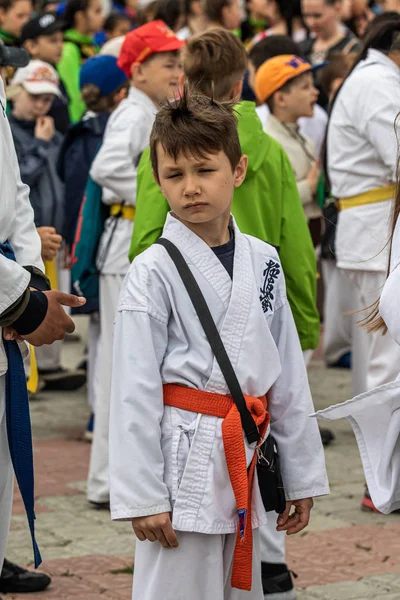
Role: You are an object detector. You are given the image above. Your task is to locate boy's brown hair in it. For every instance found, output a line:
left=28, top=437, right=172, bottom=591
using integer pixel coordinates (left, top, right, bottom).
left=183, top=28, right=248, bottom=100
left=150, top=88, right=242, bottom=183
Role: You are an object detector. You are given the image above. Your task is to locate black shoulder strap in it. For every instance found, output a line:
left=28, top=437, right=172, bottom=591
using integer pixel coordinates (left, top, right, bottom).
left=155, top=237, right=259, bottom=445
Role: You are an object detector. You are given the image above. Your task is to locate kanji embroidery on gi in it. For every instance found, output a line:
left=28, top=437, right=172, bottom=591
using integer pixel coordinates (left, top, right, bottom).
left=259, top=259, right=280, bottom=313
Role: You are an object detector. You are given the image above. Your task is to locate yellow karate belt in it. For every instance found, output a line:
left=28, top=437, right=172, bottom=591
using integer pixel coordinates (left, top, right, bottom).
left=110, top=204, right=136, bottom=221
left=27, top=259, right=58, bottom=394
left=338, top=184, right=396, bottom=211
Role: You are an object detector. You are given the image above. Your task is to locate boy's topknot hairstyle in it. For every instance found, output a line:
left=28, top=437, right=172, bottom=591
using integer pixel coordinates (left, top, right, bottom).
left=150, top=87, right=242, bottom=183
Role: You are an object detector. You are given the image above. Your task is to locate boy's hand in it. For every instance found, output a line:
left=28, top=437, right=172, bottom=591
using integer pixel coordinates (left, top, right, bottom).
left=276, top=498, right=314, bottom=535
left=35, top=116, right=55, bottom=142
left=306, top=162, right=320, bottom=195
left=131, top=513, right=179, bottom=549
left=37, top=226, right=62, bottom=261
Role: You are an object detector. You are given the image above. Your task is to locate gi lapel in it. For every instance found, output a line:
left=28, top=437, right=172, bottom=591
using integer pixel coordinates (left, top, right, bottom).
left=162, top=214, right=256, bottom=393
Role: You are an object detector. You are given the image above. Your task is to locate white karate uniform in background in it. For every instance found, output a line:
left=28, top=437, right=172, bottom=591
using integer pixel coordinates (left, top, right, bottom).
left=88, top=87, right=157, bottom=503
left=327, top=48, right=400, bottom=396
left=109, top=215, right=329, bottom=599
left=0, top=77, right=44, bottom=567
left=315, top=215, right=400, bottom=514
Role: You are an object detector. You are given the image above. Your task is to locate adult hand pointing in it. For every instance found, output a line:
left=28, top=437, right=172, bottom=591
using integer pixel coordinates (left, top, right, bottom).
left=21, top=291, right=85, bottom=347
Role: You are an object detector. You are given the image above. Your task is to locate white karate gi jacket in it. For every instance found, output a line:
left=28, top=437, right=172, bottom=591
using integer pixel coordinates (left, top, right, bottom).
left=109, top=215, right=329, bottom=533
left=327, top=49, right=400, bottom=272
left=0, top=77, right=43, bottom=380
left=90, top=87, right=157, bottom=275
left=315, top=216, right=400, bottom=513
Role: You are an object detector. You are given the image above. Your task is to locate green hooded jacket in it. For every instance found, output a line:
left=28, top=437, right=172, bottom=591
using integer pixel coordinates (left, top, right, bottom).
left=57, top=29, right=99, bottom=123
left=129, top=101, right=319, bottom=350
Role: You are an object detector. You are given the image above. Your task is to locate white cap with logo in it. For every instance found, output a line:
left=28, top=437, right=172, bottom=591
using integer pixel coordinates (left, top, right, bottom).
left=11, top=60, right=61, bottom=97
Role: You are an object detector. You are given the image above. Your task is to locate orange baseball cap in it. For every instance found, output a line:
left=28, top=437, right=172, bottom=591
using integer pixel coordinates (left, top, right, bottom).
left=117, top=20, right=185, bottom=77
left=255, top=54, right=325, bottom=103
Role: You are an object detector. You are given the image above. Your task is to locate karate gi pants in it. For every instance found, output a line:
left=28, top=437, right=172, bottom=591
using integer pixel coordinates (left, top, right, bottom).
left=35, top=256, right=70, bottom=373
left=87, top=273, right=123, bottom=503
left=132, top=529, right=263, bottom=600
left=87, top=313, right=100, bottom=412
left=343, top=269, right=400, bottom=396
left=0, top=376, right=13, bottom=569
left=322, top=259, right=352, bottom=365
left=259, top=519, right=285, bottom=564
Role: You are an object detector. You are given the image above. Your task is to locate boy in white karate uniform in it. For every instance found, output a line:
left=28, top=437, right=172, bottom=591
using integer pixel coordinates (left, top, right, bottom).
left=109, top=91, right=329, bottom=600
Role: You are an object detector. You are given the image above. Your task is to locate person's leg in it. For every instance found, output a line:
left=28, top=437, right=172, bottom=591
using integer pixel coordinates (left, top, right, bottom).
left=357, top=271, right=400, bottom=389
left=35, top=340, right=63, bottom=372
left=322, top=260, right=352, bottom=366
left=341, top=270, right=371, bottom=397
left=132, top=530, right=263, bottom=600
left=87, top=274, right=123, bottom=505
left=259, top=521, right=296, bottom=600
left=0, top=376, right=13, bottom=570
left=132, top=532, right=227, bottom=600
left=226, top=528, right=264, bottom=600
left=87, top=312, right=101, bottom=413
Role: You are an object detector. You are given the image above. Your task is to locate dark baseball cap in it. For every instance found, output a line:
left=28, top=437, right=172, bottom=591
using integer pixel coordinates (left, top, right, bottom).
left=21, top=13, right=66, bottom=43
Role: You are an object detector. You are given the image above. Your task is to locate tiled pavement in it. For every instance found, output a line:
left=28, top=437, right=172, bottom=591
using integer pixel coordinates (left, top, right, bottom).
left=4, top=320, right=400, bottom=599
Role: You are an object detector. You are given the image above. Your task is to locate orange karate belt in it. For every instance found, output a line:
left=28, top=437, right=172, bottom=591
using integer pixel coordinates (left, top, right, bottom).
left=163, top=384, right=270, bottom=591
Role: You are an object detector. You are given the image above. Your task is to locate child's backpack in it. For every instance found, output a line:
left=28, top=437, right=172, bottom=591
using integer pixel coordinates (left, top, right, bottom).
left=70, top=174, right=108, bottom=302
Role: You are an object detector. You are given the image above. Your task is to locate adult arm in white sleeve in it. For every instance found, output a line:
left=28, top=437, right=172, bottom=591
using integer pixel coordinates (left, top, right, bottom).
left=268, top=298, right=330, bottom=500
left=363, top=83, right=400, bottom=182
left=4, top=103, right=44, bottom=273
left=109, top=261, right=172, bottom=520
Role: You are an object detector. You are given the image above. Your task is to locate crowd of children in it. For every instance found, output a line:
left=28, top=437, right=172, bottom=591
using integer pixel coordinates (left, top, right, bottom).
left=1, top=0, right=400, bottom=598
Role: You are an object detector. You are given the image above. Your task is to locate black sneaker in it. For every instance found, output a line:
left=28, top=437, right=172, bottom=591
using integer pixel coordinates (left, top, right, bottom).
left=320, top=427, right=335, bottom=446
left=262, top=563, right=296, bottom=600
left=39, top=367, right=86, bottom=391
left=0, top=559, right=51, bottom=593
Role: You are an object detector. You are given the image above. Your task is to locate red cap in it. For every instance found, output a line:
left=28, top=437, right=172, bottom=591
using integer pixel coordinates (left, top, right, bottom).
left=117, top=20, right=184, bottom=77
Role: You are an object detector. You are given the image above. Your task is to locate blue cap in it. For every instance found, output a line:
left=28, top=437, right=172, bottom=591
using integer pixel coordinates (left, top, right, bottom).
left=79, top=55, right=128, bottom=95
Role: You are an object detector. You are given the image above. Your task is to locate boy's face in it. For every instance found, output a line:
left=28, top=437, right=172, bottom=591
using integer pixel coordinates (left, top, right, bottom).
left=0, top=0, right=32, bottom=37
left=155, top=146, right=247, bottom=228
left=278, top=72, right=319, bottom=119
left=25, top=31, right=64, bottom=65
left=13, top=87, right=54, bottom=119
left=134, top=52, right=183, bottom=105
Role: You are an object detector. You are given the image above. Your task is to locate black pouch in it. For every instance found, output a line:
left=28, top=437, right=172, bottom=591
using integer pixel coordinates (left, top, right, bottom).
left=256, top=435, right=286, bottom=514
left=155, top=237, right=286, bottom=515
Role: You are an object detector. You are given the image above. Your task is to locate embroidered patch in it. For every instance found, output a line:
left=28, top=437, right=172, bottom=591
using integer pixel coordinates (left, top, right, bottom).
left=259, top=259, right=280, bottom=314
left=238, top=508, right=247, bottom=539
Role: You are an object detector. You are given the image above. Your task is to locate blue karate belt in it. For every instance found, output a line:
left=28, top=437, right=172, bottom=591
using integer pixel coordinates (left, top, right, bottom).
left=0, top=240, right=42, bottom=568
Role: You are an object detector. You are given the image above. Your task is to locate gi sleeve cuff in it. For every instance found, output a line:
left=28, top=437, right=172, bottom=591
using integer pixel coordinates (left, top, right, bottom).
left=12, top=291, right=48, bottom=335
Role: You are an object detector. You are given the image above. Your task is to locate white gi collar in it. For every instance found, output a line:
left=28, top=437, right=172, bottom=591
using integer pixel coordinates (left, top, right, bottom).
left=161, top=213, right=257, bottom=380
